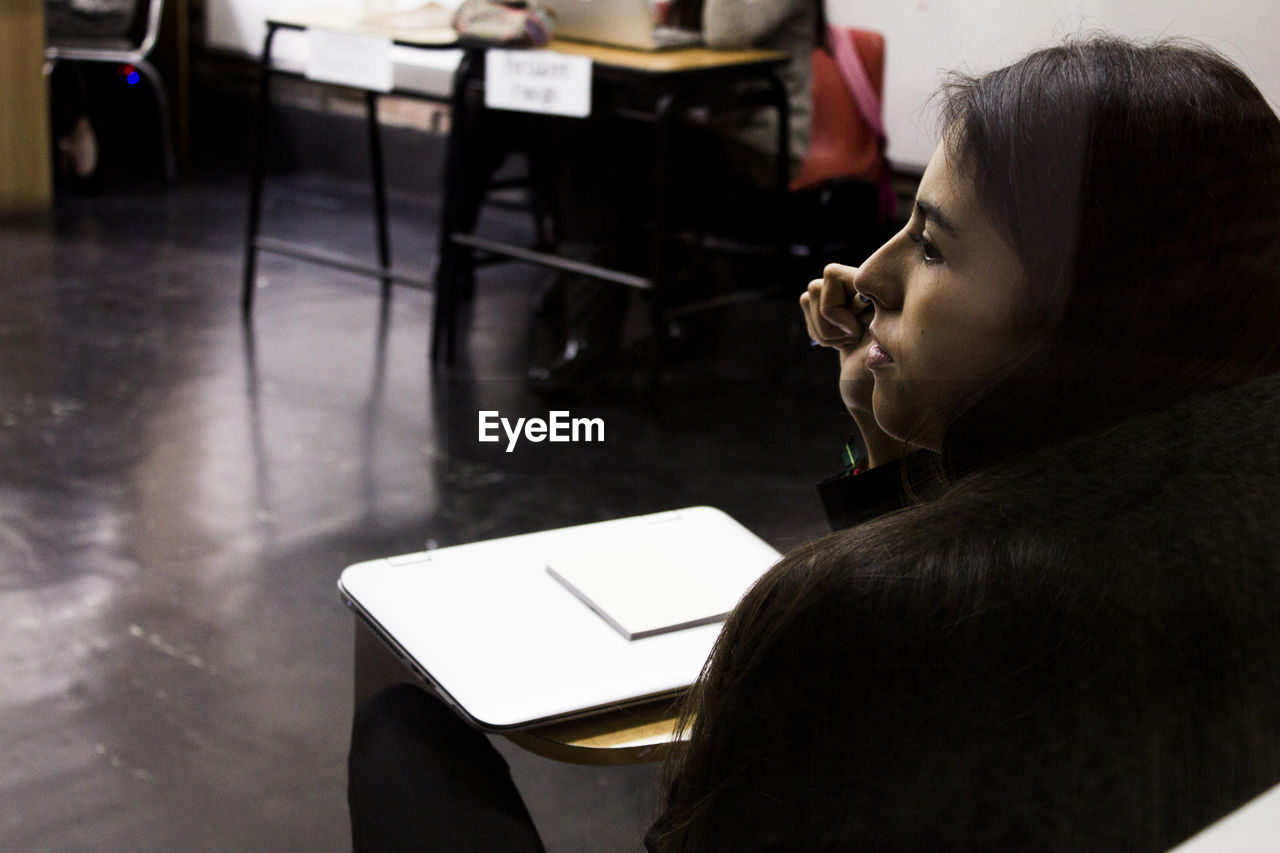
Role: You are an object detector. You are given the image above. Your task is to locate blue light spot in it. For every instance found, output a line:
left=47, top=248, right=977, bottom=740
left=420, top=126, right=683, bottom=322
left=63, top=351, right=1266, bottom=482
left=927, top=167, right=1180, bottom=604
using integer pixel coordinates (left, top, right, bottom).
left=126, top=71, right=140, bottom=85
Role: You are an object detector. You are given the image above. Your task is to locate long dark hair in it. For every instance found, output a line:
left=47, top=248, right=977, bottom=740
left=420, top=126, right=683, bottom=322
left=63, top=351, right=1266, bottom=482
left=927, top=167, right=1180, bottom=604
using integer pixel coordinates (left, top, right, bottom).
left=654, top=379, right=1280, bottom=849
left=935, top=37, right=1280, bottom=472
left=651, top=37, right=1280, bottom=851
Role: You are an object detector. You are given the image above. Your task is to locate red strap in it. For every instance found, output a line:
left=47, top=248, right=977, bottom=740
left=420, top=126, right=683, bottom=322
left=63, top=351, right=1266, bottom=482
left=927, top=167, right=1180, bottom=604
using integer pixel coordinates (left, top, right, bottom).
left=825, top=25, right=896, bottom=222
left=827, top=25, right=886, bottom=147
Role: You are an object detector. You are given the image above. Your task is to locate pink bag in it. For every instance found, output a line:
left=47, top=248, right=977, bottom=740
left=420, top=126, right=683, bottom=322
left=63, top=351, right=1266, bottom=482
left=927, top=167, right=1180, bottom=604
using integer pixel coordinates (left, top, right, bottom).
left=825, top=25, right=896, bottom=222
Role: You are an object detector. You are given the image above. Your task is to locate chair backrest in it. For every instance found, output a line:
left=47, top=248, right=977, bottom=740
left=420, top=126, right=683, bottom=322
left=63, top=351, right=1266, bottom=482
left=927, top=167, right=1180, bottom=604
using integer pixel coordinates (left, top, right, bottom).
left=131, top=0, right=164, bottom=55
left=44, top=0, right=160, bottom=52
left=792, top=28, right=887, bottom=192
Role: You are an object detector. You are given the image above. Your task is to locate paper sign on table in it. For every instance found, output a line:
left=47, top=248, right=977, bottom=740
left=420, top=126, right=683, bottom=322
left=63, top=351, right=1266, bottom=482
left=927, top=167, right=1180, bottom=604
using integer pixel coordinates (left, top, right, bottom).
left=485, top=49, right=592, bottom=118
left=307, top=29, right=394, bottom=92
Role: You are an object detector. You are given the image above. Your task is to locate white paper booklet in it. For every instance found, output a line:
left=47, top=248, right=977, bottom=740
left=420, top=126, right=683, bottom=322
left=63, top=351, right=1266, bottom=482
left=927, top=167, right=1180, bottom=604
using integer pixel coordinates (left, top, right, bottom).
left=545, top=511, right=780, bottom=640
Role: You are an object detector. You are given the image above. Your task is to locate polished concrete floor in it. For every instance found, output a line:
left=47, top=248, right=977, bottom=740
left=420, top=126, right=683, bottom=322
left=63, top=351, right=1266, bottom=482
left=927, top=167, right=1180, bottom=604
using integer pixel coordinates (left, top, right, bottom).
left=0, top=136, right=853, bottom=850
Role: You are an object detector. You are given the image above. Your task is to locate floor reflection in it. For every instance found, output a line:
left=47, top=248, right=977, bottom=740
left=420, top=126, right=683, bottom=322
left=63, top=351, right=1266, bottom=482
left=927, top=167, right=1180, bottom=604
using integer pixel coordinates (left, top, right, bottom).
left=0, top=167, right=848, bottom=851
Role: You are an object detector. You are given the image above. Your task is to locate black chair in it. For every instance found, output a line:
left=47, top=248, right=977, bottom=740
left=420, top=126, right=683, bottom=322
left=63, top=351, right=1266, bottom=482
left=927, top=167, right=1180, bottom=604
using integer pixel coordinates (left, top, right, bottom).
left=692, top=28, right=893, bottom=286
left=787, top=28, right=894, bottom=266
left=44, top=0, right=176, bottom=183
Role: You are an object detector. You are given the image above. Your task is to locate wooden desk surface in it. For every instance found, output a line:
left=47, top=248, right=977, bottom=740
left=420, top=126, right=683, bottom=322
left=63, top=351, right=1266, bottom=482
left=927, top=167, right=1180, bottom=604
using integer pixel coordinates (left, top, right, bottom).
left=505, top=696, right=687, bottom=766
left=546, top=39, right=786, bottom=74
left=265, top=10, right=785, bottom=73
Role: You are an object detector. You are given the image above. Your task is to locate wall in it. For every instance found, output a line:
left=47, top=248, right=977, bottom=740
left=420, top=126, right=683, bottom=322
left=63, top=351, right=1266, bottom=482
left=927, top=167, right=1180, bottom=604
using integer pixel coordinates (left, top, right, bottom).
left=205, top=0, right=1280, bottom=170
left=828, top=0, right=1280, bottom=169
left=205, top=0, right=462, bottom=96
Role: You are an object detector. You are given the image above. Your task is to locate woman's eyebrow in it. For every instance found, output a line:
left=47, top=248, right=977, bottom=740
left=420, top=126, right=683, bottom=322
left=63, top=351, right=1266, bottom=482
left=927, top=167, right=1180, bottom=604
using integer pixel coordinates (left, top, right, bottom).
left=915, top=199, right=960, bottom=237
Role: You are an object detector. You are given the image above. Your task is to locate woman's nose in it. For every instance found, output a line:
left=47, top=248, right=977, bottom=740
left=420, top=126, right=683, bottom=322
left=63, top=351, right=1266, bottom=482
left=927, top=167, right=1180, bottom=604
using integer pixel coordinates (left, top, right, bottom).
left=852, top=231, right=904, bottom=311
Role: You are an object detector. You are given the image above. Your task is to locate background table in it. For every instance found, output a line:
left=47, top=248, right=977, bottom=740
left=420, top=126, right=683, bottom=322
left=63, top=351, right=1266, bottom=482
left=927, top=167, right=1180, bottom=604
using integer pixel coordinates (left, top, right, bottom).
left=433, top=40, right=791, bottom=387
left=239, top=10, right=789, bottom=393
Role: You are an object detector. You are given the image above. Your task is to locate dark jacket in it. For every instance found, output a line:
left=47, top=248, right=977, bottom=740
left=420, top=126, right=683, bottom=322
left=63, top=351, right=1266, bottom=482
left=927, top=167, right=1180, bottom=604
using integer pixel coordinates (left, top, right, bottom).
left=650, top=372, right=1280, bottom=851
left=816, top=455, right=907, bottom=530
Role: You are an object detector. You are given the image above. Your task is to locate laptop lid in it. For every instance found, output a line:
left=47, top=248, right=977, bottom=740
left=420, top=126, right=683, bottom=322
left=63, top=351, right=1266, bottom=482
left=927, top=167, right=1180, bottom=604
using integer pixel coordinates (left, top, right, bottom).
left=548, top=0, right=699, bottom=51
left=338, top=506, right=780, bottom=731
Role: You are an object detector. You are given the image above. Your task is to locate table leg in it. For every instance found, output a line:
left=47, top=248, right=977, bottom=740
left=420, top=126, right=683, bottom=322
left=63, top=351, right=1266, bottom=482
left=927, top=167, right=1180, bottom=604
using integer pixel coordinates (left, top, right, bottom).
left=648, top=91, right=679, bottom=401
left=430, top=49, right=480, bottom=366
left=770, top=72, right=790, bottom=281
left=366, top=90, right=394, bottom=302
left=241, top=23, right=279, bottom=319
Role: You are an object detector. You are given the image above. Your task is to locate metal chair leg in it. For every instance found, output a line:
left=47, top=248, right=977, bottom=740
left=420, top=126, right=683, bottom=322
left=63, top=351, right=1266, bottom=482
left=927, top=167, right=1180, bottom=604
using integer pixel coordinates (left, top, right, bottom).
left=132, top=58, right=176, bottom=184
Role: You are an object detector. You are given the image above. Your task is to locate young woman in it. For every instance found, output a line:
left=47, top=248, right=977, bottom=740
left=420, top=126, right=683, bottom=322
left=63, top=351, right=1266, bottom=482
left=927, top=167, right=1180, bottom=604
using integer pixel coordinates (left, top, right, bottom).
left=351, top=37, right=1280, bottom=851
left=649, top=37, right=1280, bottom=850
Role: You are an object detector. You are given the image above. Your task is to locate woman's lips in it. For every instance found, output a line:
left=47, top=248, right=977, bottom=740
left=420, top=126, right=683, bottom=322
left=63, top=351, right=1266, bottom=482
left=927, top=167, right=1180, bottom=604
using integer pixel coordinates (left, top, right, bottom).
left=866, top=340, right=894, bottom=369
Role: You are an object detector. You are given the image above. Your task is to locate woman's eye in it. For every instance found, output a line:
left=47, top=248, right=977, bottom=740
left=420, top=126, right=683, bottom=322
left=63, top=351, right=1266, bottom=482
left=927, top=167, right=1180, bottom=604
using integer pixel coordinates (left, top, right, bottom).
left=908, top=232, right=944, bottom=265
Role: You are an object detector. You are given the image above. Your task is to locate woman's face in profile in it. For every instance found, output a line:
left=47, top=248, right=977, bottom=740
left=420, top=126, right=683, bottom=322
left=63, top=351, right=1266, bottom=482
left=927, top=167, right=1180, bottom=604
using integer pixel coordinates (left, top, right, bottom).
left=855, top=138, right=1029, bottom=449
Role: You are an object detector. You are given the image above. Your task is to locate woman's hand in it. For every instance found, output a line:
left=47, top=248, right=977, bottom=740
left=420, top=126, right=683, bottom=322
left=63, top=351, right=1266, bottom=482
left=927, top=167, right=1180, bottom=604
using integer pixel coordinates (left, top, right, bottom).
left=800, top=264, right=902, bottom=468
left=801, top=263, right=875, bottom=418
left=800, top=263, right=865, bottom=350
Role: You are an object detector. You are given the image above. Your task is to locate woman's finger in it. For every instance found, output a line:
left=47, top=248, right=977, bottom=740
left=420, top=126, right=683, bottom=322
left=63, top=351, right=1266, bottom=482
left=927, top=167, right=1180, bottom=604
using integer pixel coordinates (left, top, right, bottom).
left=802, top=278, right=860, bottom=348
left=819, top=264, right=862, bottom=336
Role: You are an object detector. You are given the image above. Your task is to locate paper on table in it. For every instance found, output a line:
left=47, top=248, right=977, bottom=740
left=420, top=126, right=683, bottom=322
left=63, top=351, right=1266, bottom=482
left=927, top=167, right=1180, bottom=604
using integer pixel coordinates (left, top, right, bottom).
left=545, top=518, right=778, bottom=640
left=360, top=2, right=454, bottom=31
left=307, top=29, right=394, bottom=91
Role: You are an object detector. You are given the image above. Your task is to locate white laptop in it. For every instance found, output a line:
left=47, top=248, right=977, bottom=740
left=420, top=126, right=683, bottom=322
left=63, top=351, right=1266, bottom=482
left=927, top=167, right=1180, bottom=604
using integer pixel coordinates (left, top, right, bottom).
left=338, top=506, right=780, bottom=731
left=547, top=0, right=702, bottom=51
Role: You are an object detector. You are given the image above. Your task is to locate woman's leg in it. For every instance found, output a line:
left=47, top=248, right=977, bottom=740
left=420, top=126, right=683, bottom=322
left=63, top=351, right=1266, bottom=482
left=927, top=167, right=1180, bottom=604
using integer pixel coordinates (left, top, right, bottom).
left=526, top=118, right=651, bottom=388
left=348, top=684, right=546, bottom=852
left=47, top=64, right=98, bottom=179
